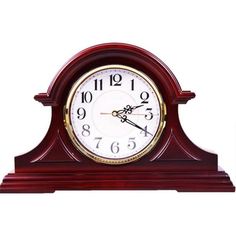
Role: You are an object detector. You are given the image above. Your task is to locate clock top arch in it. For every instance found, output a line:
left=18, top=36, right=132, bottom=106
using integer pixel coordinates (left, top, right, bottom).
left=34, top=43, right=195, bottom=106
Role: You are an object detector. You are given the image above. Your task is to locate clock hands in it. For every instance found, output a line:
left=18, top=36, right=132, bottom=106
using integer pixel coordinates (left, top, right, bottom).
left=116, top=104, right=144, bottom=115
left=99, top=104, right=153, bottom=136
left=100, top=112, right=157, bottom=116
left=112, top=111, right=153, bottom=136
left=100, top=104, right=144, bottom=115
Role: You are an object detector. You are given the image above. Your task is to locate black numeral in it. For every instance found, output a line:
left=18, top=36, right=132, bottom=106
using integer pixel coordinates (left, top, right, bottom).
left=140, top=91, right=149, bottom=104
left=77, top=107, right=86, bottom=120
left=127, top=137, right=136, bottom=150
left=131, top=79, right=134, bottom=90
left=82, top=124, right=90, bottom=137
left=94, top=137, right=102, bottom=148
left=140, top=125, right=148, bottom=137
left=145, top=108, right=153, bottom=120
left=111, top=141, right=120, bottom=153
left=110, top=74, right=122, bottom=86
left=81, top=91, right=93, bottom=103
left=94, top=79, right=103, bottom=90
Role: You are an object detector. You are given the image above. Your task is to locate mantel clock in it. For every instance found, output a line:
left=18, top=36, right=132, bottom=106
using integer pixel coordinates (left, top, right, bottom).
left=0, top=43, right=234, bottom=192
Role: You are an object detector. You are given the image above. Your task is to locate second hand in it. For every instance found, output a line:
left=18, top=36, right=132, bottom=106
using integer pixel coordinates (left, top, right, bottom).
left=100, top=112, right=158, bottom=116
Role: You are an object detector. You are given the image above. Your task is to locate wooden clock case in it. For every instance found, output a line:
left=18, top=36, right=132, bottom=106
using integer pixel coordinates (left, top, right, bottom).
left=0, top=43, right=235, bottom=192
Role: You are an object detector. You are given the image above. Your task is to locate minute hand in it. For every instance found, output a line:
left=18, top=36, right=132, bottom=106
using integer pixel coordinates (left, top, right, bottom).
left=117, top=114, right=153, bottom=136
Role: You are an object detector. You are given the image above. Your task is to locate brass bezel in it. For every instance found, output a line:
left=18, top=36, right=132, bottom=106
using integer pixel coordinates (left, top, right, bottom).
left=64, top=65, right=166, bottom=165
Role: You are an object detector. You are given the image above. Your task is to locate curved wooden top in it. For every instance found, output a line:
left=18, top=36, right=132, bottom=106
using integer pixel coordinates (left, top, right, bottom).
left=34, top=43, right=195, bottom=106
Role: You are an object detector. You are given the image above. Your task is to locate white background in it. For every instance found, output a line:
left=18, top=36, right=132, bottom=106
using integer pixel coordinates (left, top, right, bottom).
left=0, top=1, right=235, bottom=235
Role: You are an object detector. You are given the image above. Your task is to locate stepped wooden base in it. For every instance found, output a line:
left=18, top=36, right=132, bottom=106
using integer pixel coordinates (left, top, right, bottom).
left=0, top=168, right=234, bottom=193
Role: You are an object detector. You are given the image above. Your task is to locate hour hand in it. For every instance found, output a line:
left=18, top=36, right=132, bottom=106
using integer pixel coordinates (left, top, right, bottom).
left=131, top=105, right=144, bottom=110
left=117, top=104, right=144, bottom=114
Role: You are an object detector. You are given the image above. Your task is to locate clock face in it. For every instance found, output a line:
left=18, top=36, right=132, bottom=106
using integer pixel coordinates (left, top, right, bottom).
left=64, top=65, right=166, bottom=164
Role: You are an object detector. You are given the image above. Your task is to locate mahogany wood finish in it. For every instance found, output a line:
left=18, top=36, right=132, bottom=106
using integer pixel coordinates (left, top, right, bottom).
left=0, top=43, right=234, bottom=192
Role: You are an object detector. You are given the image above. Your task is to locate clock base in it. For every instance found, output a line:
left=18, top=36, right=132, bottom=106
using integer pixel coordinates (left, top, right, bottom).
left=0, top=168, right=234, bottom=193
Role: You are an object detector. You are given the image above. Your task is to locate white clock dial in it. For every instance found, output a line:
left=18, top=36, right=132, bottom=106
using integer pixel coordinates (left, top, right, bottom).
left=64, top=65, right=166, bottom=164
